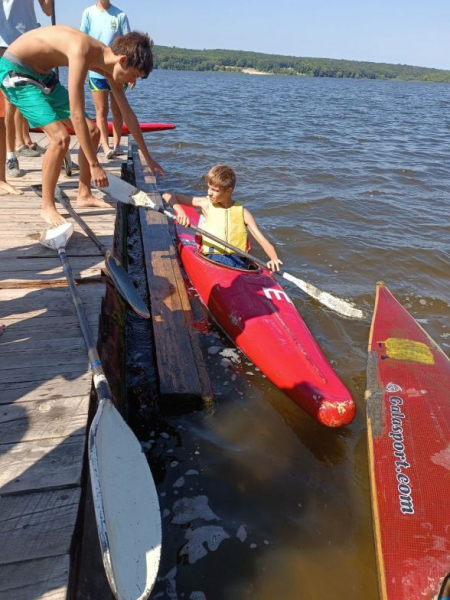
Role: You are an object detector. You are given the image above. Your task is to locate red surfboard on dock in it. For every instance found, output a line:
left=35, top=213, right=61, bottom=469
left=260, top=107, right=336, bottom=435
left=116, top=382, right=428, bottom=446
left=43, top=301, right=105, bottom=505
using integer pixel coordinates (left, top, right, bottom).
left=31, top=122, right=176, bottom=135
left=366, top=283, right=450, bottom=599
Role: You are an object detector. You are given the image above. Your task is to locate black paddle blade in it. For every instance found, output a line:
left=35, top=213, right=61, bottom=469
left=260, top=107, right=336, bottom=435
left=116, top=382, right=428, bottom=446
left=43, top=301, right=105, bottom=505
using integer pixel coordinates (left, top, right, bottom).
left=105, top=254, right=150, bottom=319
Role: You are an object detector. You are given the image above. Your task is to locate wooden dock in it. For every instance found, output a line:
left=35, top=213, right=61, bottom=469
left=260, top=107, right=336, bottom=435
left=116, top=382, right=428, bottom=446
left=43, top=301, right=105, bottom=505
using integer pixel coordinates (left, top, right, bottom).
left=0, top=133, right=212, bottom=599
left=0, top=133, right=121, bottom=600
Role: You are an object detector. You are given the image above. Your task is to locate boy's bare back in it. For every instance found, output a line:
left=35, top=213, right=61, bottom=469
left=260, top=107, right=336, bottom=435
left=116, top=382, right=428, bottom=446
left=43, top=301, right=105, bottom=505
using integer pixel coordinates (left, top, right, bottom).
left=7, top=26, right=105, bottom=75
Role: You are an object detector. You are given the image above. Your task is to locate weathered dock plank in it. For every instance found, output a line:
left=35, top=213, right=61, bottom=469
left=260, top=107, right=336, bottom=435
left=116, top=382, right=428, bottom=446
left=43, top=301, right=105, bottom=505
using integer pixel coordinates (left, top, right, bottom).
left=0, top=555, right=69, bottom=600
left=132, top=144, right=213, bottom=404
left=0, top=396, right=89, bottom=443
left=0, top=435, right=85, bottom=495
left=0, top=374, right=93, bottom=406
left=0, top=489, right=81, bottom=564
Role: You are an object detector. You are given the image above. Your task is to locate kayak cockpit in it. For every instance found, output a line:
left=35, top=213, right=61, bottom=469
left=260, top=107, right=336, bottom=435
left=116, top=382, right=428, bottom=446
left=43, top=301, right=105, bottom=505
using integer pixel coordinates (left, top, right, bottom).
left=194, top=249, right=262, bottom=273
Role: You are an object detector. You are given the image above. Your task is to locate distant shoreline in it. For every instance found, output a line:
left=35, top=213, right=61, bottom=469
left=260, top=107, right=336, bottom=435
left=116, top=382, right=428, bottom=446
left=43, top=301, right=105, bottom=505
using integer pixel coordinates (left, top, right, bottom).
left=155, top=45, right=450, bottom=83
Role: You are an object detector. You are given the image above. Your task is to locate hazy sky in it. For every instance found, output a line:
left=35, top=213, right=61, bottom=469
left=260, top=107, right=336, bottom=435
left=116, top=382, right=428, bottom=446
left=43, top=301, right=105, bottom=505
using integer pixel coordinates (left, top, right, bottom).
left=36, top=1, right=450, bottom=70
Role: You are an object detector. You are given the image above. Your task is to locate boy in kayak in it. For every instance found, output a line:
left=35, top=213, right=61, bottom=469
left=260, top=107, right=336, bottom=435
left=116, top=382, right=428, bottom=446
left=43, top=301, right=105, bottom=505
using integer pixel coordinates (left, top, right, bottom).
left=163, top=164, right=282, bottom=272
left=0, top=25, right=165, bottom=226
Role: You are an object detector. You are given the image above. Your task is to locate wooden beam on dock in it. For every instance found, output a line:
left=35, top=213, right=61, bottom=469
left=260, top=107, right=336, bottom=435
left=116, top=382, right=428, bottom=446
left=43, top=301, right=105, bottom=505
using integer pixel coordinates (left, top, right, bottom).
left=131, top=143, right=212, bottom=406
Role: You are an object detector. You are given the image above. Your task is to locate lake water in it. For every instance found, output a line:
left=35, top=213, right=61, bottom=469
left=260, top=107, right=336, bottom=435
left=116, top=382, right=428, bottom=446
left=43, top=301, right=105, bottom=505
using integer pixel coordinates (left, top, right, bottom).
left=91, top=71, right=450, bottom=599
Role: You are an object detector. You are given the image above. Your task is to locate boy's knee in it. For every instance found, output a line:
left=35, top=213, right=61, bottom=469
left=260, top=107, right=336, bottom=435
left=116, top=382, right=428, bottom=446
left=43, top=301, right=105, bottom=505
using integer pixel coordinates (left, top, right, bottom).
left=85, top=118, right=99, bottom=136
left=51, top=130, right=70, bottom=151
left=89, top=123, right=100, bottom=139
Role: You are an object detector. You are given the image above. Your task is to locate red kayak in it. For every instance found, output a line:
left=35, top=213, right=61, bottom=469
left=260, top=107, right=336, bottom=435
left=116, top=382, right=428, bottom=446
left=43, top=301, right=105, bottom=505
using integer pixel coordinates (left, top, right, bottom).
left=366, top=283, right=450, bottom=599
left=31, top=122, right=176, bottom=135
left=175, top=206, right=355, bottom=427
left=103, top=122, right=175, bottom=135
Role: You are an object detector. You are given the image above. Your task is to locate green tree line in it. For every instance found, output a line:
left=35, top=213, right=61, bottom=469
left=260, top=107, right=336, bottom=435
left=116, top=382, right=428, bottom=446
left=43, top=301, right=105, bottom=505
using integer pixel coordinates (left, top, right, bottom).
left=154, top=46, right=450, bottom=83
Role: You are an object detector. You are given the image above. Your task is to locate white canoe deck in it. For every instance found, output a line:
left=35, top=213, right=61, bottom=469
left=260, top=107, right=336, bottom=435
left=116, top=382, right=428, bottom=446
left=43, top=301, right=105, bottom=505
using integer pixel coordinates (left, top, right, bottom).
left=0, top=133, right=124, bottom=600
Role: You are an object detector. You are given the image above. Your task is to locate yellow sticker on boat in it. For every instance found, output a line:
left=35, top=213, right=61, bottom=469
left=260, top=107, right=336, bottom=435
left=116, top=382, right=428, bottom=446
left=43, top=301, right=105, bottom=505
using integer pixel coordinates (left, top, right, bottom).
left=384, top=338, right=434, bottom=365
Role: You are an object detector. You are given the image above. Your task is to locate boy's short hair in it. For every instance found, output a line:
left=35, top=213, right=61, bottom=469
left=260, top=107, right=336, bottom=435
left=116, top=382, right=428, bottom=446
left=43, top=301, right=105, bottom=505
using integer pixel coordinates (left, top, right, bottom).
left=205, top=165, right=236, bottom=191
left=110, top=32, right=154, bottom=78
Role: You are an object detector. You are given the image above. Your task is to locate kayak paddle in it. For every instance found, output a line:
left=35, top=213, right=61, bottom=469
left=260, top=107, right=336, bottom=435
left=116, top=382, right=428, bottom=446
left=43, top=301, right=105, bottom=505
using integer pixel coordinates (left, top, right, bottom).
left=39, top=222, right=161, bottom=600
left=99, top=174, right=366, bottom=320
left=32, top=184, right=150, bottom=319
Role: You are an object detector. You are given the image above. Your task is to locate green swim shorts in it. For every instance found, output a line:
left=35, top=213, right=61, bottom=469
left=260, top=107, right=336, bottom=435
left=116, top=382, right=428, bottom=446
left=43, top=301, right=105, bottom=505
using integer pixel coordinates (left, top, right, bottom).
left=0, top=55, right=71, bottom=128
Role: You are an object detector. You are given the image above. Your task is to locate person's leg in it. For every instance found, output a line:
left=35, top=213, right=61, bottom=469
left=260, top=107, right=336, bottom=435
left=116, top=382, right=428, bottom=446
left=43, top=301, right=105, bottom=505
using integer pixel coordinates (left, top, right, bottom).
left=91, top=90, right=110, bottom=156
left=4, top=99, right=22, bottom=177
left=71, top=117, right=111, bottom=208
left=110, top=93, right=123, bottom=153
left=40, top=120, right=70, bottom=226
left=0, top=92, right=22, bottom=195
left=5, top=97, right=16, bottom=154
left=15, top=111, right=40, bottom=157
left=15, top=109, right=26, bottom=148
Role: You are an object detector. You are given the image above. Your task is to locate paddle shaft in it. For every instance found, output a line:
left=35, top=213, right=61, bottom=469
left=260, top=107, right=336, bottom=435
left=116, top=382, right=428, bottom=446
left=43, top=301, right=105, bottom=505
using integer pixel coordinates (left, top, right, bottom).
left=32, top=185, right=150, bottom=318
left=157, top=205, right=271, bottom=270
left=98, top=174, right=366, bottom=319
left=58, top=193, right=109, bottom=255
left=54, top=243, right=160, bottom=598
left=57, top=247, right=110, bottom=394
left=154, top=204, right=366, bottom=319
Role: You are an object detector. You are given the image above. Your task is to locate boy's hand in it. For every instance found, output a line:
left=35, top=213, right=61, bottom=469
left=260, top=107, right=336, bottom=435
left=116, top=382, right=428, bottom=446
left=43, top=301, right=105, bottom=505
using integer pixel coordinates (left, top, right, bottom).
left=267, top=258, right=283, bottom=272
left=148, top=158, right=166, bottom=177
left=174, top=206, right=190, bottom=228
left=91, top=164, right=109, bottom=188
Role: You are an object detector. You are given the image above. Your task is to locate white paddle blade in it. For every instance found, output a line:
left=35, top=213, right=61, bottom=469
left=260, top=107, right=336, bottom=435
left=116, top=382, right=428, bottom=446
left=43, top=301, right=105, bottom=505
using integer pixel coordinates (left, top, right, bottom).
left=39, top=222, right=74, bottom=250
left=100, top=174, right=159, bottom=209
left=282, top=272, right=366, bottom=320
left=89, top=399, right=161, bottom=600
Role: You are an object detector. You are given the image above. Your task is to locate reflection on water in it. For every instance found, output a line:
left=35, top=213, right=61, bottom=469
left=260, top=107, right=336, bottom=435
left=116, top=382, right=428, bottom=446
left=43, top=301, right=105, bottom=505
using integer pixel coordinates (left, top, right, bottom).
left=83, top=70, right=448, bottom=598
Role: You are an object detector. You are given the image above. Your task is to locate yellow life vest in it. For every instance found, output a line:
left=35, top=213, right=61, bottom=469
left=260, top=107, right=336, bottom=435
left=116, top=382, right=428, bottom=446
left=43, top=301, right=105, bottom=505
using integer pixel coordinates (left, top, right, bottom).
left=201, top=200, right=247, bottom=255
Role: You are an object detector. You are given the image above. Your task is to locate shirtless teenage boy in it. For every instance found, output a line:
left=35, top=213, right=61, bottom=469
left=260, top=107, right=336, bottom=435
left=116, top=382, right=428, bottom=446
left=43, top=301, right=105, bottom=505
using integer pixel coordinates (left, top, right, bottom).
left=0, top=26, right=164, bottom=225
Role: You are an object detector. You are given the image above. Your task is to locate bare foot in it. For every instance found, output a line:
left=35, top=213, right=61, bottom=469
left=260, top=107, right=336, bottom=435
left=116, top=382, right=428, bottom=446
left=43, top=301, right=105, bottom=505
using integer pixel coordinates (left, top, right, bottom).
left=77, top=195, right=112, bottom=208
left=41, top=207, right=68, bottom=227
left=0, top=181, right=23, bottom=196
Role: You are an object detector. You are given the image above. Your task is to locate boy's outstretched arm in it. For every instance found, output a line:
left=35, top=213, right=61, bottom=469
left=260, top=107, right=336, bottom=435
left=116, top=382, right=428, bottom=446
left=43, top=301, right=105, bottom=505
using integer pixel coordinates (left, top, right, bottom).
left=162, top=193, right=207, bottom=227
left=244, top=208, right=283, bottom=272
left=110, top=84, right=165, bottom=177
left=67, top=54, right=108, bottom=187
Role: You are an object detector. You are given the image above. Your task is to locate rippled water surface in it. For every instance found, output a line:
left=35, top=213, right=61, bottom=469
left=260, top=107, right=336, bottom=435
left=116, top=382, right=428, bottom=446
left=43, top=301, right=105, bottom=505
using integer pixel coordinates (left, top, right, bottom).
left=96, top=72, right=449, bottom=599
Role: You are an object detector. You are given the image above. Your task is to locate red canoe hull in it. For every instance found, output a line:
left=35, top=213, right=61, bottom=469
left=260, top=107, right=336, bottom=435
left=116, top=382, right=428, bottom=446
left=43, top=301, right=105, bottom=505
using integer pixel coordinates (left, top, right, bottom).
left=175, top=207, right=355, bottom=427
left=366, top=284, right=450, bottom=599
left=31, top=122, right=176, bottom=135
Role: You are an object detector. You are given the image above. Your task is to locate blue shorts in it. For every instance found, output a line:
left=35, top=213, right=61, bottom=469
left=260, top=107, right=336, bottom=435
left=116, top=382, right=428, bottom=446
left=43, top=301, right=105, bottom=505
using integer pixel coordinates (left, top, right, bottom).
left=89, top=77, right=128, bottom=92
left=205, top=253, right=248, bottom=269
